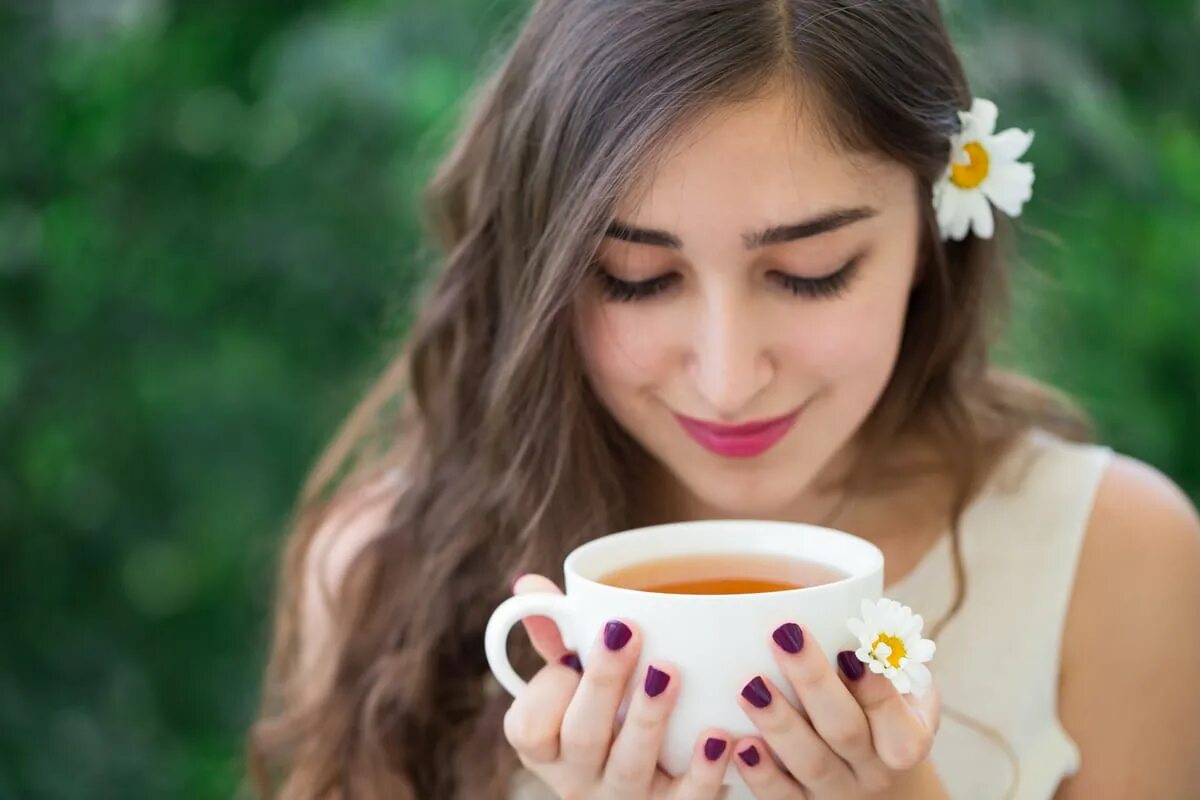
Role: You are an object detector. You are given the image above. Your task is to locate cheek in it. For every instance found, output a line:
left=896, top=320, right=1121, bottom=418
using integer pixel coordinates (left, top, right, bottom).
left=575, top=302, right=674, bottom=395
left=780, top=286, right=910, bottom=387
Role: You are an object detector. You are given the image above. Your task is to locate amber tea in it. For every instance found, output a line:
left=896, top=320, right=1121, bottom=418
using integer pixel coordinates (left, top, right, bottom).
left=598, top=552, right=846, bottom=595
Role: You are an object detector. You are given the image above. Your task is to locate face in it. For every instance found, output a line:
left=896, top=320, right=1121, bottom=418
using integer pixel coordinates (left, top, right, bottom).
left=573, top=86, right=923, bottom=520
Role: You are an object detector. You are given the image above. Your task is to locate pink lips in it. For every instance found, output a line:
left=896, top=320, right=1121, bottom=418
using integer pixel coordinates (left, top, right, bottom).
left=674, top=408, right=801, bottom=458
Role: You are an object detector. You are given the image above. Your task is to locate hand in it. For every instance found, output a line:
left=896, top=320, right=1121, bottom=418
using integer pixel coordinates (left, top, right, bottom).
left=732, top=622, right=941, bottom=799
left=502, top=574, right=735, bottom=799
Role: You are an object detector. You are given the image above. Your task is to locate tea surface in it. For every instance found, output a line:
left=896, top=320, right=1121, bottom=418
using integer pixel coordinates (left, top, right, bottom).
left=598, top=552, right=845, bottom=595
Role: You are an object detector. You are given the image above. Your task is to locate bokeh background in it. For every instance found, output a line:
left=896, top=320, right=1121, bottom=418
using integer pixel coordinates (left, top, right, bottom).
left=1, top=0, right=1196, bottom=797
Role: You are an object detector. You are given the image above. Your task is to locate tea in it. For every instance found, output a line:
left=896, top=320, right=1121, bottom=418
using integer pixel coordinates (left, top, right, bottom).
left=598, top=552, right=845, bottom=595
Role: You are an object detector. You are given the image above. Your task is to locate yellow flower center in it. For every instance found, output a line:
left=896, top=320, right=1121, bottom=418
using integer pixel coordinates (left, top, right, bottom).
left=873, top=633, right=907, bottom=668
left=950, top=141, right=990, bottom=189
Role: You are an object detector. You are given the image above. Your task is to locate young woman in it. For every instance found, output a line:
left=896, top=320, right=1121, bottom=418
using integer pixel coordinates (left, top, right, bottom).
left=248, top=1, right=1200, bottom=798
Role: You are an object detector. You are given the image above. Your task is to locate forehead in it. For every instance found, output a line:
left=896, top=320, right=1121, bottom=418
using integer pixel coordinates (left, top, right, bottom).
left=616, top=87, right=911, bottom=238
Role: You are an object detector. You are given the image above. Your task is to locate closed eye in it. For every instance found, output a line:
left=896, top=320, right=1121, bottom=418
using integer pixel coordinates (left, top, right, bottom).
left=593, top=256, right=862, bottom=303
left=769, top=255, right=862, bottom=299
left=594, top=268, right=679, bottom=302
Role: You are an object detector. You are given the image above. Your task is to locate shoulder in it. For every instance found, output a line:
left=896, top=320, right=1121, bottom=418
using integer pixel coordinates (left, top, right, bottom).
left=1055, top=452, right=1200, bottom=794
left=1074, top=452, right=1200, bottom=604
left=1065, top=452, right=1200, bottom=657
left=305, top=470, right=405, bottom=604
left=298, top=469, right=406, bottom=680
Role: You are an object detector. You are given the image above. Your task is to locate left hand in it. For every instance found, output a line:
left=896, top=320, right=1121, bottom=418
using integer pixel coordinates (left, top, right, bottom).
left=732, top=622, right=941, bottom=798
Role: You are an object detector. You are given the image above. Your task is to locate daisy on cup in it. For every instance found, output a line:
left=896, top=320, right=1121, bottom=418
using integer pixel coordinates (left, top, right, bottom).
left=847, top=598, right=937, bottom=696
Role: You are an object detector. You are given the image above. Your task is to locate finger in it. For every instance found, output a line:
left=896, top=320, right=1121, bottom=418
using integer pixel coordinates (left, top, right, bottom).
left=909, top=676, right=942, bottom=733
left=502, top=660, right=584, bottom=764
left=837, top=650, right=937, bottom=773
left=558, top=618, right=641, bottom=775
left=661, top=729, right=735, bottom=800
left=601, top=662, right=681, bottom=796
left=737, top=673, right=856, bottom=794
left=770, top=623, right=891, bottom=788
left=513, top=574, right=568, bottom=662
left=732, top=737, right=807, bottom=800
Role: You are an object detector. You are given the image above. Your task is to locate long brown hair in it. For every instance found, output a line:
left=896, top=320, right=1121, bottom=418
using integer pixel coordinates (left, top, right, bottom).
left=248, top=1, right=1090, bottom=797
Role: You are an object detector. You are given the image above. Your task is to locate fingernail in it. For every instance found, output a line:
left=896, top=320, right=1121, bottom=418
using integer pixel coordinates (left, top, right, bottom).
left=738, top=745, right=761, bottom=766
left=704, top=737, right=727, bottom=761
left=604, top=620, right=632, bottom=651
left=740, top=676, right=772, bottom=708
left=559, top=652, right=583, bottom=673
left=838, top=650, right=865, bottom=681
left=772, top=622, right=804, bottom=654
left=644, top=665, right=670, bottom=697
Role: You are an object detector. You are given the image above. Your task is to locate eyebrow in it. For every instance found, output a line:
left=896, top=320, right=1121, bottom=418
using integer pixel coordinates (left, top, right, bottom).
left=604, top=206, right=878, bottom=250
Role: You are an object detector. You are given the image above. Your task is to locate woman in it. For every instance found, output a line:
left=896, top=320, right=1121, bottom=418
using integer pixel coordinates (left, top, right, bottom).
left=248, top=1, right=1200, bottom=798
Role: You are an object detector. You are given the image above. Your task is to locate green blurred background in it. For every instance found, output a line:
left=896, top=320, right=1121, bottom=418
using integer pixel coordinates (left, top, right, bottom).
left=0, top=0, right=1196, bottom=797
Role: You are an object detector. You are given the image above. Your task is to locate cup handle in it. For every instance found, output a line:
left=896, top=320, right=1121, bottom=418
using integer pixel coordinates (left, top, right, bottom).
left=484, top=592, right=578, bottom=698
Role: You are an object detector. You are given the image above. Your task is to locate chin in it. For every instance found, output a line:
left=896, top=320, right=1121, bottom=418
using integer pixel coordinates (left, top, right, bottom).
left=674, top=468, right=801, bottom=520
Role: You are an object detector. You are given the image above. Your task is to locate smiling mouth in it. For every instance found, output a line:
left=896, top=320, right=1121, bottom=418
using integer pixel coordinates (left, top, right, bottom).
left=673, top=406, right=804, bottom=458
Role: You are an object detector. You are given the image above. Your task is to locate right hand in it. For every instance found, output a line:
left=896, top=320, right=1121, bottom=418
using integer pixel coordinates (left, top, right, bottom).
left=502, top=574, right=735, bottom=799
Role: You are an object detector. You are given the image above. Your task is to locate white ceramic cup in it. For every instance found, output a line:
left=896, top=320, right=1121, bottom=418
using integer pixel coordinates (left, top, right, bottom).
left=484, top=519, right=884, bottom=789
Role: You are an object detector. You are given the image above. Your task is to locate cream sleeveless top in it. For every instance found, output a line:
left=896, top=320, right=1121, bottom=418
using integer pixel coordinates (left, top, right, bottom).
left=506, top=428, right=1113, bottom=800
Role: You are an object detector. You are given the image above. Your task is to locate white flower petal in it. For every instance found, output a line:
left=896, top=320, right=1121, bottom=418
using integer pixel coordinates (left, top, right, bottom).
left=934, top=180, right=959, bottom=239
left=970, top=98, right=998, bottom=137
left=987, top=127, right=1034, bottom=162
left=982, top=161, right=1035, bottom=217
left=891, top=669, right=913, bottom=695
left=905, top=660, right=933, bottom=690
left=901, top=614, right=924, bottom=640
left=949, top=139, right=972, bottom=167
left=967, top=190, right=995, bottom=239
left=847, top=617, right=869, bottom=641
left=949, top=200, right=972, bottom=241
left=869, top=660, right=888, bottom=674
left=908, top=638, right=936, bottom=662
left=861, top=598, right=877, bottom=628
left=855, top=646, right=873, bottom=663
left=874, top=642, right=893, bottom=660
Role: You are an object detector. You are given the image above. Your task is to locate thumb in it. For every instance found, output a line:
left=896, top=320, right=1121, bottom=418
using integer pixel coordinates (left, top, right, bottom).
left=512, top=573, right=568, bottom=663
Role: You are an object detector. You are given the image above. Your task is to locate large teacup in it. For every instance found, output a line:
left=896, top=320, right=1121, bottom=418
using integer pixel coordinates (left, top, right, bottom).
left=484, top=519, right=884, bottom=789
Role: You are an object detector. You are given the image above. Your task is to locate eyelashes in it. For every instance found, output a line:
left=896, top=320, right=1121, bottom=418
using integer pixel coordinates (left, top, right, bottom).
left=593, top=256, right=862, bottom=303
left=595, top=269, right=677, bottom=302
left=771, top=256, right=861, bottom=300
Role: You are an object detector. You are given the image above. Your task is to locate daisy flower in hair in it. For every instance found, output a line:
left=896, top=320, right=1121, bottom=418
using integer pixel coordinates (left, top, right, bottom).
left=847, top=597, right=937, bottom=695
left=932, top=97, right=1035, bottom=241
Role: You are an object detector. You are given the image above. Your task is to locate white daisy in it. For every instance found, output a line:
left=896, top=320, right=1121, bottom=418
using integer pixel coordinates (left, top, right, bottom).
left=932, top=97, right=1035, bottom=241
left=846, top=598, right=937, bottom=695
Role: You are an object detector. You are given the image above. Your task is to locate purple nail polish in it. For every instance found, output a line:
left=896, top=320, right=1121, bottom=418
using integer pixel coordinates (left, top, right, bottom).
left=559, top=652, right=583, bottom=673
left=738, top=745, right=761, bottom=766
left=838, top=650, right=865, bottom=681
left=704, top=737, right=727, bottom=761
left=604, top=620, right=632, bottom=650
left=644, top=665, right=670, bottom=697
left=772, top=622, right=804, bottom=654
left=741, top=676, right=772, bottom=708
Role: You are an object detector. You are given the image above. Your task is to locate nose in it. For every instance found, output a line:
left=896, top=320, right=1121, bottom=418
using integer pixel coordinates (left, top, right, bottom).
left=686, top=291, right=774, bottom=421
